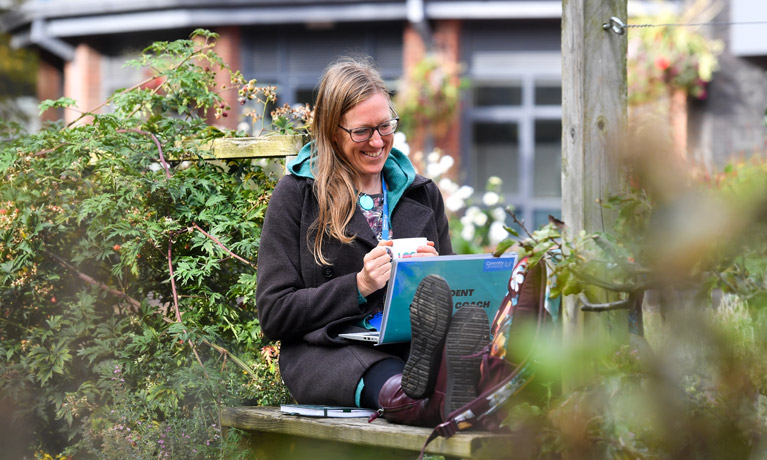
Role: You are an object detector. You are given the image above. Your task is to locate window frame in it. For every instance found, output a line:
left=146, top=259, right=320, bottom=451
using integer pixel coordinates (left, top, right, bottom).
left=463, top=62, right=562, bottom=230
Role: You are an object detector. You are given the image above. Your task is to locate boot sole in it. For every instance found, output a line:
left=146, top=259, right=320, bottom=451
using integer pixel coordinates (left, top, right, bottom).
left=402, top=274, right=453, bottom=399
left=444, top=306, right=490, bottom=415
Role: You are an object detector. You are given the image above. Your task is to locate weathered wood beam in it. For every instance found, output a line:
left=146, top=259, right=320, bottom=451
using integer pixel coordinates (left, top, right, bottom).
left=561, top=0, right=629, bottom=355
left=171, top=134, right=306, bottom=160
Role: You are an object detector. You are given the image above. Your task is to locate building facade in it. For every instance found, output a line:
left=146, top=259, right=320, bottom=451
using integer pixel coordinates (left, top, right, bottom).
left=2, top=0, right=765, bottom=230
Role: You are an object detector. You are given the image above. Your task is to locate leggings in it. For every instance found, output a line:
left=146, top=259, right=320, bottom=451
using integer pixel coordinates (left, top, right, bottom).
left=359, top=358, right=405, bottom=409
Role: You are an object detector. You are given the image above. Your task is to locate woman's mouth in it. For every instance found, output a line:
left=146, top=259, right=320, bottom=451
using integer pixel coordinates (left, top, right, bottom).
left=362, top=149, right=383, bottom=158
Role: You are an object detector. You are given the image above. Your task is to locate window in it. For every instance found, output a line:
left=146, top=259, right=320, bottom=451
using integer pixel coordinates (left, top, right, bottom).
left=464, top=40, right=562, bottom=231
left=474, top=82, right=522, bottom=107
left=240, top=23, right=403, bottom=125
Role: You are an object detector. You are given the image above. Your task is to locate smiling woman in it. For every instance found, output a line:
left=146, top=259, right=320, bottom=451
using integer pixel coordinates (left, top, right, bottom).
left=255, top=56, right=491, bottom=426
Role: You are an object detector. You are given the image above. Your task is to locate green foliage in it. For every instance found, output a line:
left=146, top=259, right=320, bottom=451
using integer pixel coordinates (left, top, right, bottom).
left=0, top=31, right=291, bottom=458
left=493, top=155, right=767, bottom=458
left=500, top=156, right=767, bottom=306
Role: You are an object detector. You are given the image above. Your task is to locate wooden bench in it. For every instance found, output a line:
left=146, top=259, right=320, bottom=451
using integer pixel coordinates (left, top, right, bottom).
left=222, top=406, right=522, bottom=460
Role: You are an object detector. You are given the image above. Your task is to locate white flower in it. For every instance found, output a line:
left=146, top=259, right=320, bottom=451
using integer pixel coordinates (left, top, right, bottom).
left=461, top=223, right=475, bottom=241
left=488, top=176, right=502, bottom=187
left=457, top=185, right=474, bottom=200
left=489, top=221, right=508, bottom=245
left=482, top=191, right=500, bottom=207
left=460, top=213, right=473, bottom=227
left=439, top=155, right=454, bottom=171
left=427, top=151, right=441, bottom=164
left=148, top=163, right=162, bottom=172
left=393, top=132, right=410, bottom=156
left=510, top=262, right=528, bottom=292
left=438, top=178, right=458, bottom=194
left=472, top=212, right=488, bottom=227
left=465, top=206, right=481, bottom=219
left=426, top=162, right=444, bottom=178
left=445, top=195, right=465, bottom=213
left=492, top=207, right=507, bottom=222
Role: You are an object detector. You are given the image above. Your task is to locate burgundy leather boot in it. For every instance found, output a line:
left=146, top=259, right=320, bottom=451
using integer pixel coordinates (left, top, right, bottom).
left=373, top=306, right=490, bottom=426
left=370, top=372, right=446, bottom=427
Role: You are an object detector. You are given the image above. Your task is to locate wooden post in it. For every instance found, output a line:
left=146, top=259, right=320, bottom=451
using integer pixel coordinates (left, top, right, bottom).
left=561, top=1, right=628, bottom=363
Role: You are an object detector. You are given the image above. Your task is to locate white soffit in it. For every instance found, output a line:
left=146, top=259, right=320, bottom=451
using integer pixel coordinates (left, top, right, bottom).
left=426, top=1, right=561, bottom=19
left=731, top=0, right=767, bottom=56
left=472, top=51, right=562, bottom=77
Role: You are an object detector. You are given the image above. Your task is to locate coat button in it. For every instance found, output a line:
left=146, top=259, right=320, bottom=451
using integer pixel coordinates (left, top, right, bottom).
left=322, top=266, right=334, bottom=279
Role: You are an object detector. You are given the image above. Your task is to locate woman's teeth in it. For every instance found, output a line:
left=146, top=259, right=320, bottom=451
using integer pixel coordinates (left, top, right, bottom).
left=362, top=150, right=382, bottom=158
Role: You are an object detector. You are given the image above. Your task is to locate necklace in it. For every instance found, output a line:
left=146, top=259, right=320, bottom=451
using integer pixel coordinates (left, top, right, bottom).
left=358, top=173, right=382, bottom=211
left=358, top=193, right=375, bottom=211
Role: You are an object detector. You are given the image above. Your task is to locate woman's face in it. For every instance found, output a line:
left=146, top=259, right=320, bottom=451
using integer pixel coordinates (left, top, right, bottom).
left=335, top=92, right=394, bottom=183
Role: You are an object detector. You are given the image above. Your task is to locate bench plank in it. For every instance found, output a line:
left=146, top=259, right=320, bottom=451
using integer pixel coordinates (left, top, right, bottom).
left=222, top=406, right=517, bottom=460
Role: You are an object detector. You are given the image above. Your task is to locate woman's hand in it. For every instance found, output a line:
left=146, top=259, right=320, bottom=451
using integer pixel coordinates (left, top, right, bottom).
left=357, top=241, right=394, bottom=297
left=412, top=240, right=438, bottom=257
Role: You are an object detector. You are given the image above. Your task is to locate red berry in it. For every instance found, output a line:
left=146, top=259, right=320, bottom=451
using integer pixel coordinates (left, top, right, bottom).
left=113, top=244, right=121, bottom=251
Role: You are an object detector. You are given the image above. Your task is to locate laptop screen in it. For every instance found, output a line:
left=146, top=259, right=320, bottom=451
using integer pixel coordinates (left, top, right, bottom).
left=376, top=253, right=518, bottom=345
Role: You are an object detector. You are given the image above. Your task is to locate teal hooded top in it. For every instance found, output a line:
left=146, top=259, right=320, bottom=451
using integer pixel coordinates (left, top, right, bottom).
left=287, top=141, right=417, bottom=220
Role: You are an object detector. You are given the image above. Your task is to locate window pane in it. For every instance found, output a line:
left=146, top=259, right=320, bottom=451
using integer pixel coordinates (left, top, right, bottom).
left=533, top=120, right=561, bottom=198
left=534, top=82, right=561, bottom=105
left=533, top=209, right=560, bottom=230
left=296, top=87, right=318, bottom=106
left=474, top=83, right=522, bottom=106
left=472, top=122, right=519, bottom=195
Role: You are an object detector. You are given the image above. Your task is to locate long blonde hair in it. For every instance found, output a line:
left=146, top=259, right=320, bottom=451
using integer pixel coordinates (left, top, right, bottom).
left=309, top=57, right=391, bottom=266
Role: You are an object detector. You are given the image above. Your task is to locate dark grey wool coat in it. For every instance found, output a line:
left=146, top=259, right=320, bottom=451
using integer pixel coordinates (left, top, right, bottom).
left=255, top=173, right=452, bottom=406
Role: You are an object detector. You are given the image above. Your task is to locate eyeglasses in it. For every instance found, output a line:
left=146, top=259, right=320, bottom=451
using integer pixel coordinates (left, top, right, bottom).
left=338, top=117, right=400, bottom=143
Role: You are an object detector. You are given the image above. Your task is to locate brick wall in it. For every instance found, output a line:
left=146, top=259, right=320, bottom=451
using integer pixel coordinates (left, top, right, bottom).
left=37, top=59, right=62, bottom=123
left=63, top=43, right=102, bottom=124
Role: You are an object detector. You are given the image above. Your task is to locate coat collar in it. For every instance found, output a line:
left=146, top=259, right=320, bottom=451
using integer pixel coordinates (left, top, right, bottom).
left=345, top=176, right=433, bottom=248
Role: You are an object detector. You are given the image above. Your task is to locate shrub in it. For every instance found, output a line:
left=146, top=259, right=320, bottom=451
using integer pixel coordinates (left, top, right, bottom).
left=0, top=30, right=294, bottom=458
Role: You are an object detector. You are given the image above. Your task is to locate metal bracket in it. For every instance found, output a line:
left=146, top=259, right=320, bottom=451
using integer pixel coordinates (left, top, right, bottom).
left=602, top=16, right=626, bottom=35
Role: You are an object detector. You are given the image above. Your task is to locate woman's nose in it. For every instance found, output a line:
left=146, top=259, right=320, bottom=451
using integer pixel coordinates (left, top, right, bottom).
left=368, top=130, right=385, bottom=147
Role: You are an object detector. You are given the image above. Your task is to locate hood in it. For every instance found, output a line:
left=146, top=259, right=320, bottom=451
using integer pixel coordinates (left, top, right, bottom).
left=288, top=141, right=416, bottom=213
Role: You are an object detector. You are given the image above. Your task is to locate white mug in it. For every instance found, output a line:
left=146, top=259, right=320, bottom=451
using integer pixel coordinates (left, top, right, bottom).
left=389, top=237, right=428, bottom=259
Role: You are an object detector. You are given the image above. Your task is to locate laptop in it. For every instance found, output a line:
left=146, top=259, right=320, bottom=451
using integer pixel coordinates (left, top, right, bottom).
left=338, top=330, right=382, bottom=342
left=337, top=253, right=518, bottom=345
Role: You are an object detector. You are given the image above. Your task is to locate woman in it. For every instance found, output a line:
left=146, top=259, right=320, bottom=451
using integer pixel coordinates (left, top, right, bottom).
left=255, top=56, right=489, bottom=425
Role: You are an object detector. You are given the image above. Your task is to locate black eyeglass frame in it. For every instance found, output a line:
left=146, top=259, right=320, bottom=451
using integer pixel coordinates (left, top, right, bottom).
left=338, top=116, right=400, bottom=143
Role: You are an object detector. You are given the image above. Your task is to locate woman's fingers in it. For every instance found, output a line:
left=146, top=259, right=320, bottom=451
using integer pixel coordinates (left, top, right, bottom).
left=358, top=245, right=393, bottom=296
left=413, top=241, right=438, bottom=257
